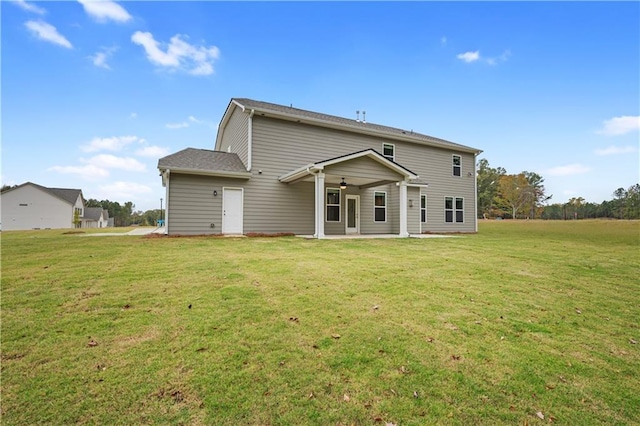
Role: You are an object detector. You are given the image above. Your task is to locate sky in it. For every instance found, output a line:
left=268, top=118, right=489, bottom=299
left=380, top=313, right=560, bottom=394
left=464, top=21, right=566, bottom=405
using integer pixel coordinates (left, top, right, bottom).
left=2, top=1, right=639, bottom=212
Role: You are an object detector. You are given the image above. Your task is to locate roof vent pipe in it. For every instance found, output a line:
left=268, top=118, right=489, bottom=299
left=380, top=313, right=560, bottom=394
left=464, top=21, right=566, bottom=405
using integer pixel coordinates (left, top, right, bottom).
left=356, top=110, right=360, bottom=122
left=362, top=111, right=366, bottom=124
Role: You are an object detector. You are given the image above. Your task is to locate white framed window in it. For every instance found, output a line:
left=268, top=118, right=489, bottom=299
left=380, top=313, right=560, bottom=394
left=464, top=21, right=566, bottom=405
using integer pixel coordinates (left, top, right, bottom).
left=374, top=191, right=387, bottom=222
left=326, top=188, right=340, bottom=222
left=421, top=195, right=427, bottom=223
left=445, top=197, right=454, bottom=223
left=452, top=155, right=461, bottom=177
left=455, top=197, right=464, bottom=223
left=382, top=143, right=395, bottom=161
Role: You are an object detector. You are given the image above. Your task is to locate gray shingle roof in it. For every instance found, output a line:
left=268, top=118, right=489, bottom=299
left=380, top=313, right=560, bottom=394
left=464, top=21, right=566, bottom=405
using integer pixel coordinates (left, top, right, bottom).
left=84, top=207, right=105, bottom=221
left=158, top=148, right=248, bottom=174
left=232, top=98, right=481, bottom=153
left=13, top=182, right=83, bottom=205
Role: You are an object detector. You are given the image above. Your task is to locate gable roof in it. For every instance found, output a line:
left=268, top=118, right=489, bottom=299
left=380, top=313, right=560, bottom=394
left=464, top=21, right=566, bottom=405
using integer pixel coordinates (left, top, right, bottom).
left=223, top=98, right=481, bottom=154
left=2, top=182, right=83, bottom=206
left=84, top=207, right=106, bottom=221
left=279, top=149, right=418, bottom=184
left=158, top=148, right=251, bottom=178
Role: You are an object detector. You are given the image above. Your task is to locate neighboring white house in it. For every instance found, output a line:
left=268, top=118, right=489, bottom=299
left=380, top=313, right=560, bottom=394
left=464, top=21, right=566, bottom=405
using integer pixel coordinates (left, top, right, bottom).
left=82, top=207, right=110, bottom=228
left=1, top=182, right=86, bottom=230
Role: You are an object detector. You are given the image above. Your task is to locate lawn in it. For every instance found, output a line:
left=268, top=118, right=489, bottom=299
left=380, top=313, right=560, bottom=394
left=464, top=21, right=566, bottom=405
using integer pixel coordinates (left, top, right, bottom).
left=1, top=221, right=638, bottom=425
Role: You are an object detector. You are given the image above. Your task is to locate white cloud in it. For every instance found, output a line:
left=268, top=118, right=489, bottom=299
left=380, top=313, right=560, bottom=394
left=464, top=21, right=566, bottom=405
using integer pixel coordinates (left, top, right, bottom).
left=136, top=146, right=169, bottom=158
left=48, top=164, right=109, bottom=180
left=89, top=46, right=118, bottom=69
left=547, top=164, right=591, bottom=176
left=129, top=112, right=137, bottom=119
left=83, top=154, right=146, bottom=172
left=188, top=115, right=201, bottom=123
left=25, top=20, right=72, bottom=49
left=81, top=135, right=142, bottom=152
left=131, top=31, right=220, bottom=76
left=457, top=51, right=480, bottom=63
left=12, top=0, right=46, bottom=15
left=597, top=116, right=640, bottom=136
left=594, top=145, right=638, bottom=156
left=440, top=36, right=447, bottom=45
left=78, top=0, right=132, bottom=23
left=97, top=182, right=152, bottom=200
left=166, top=121, right=189, bottom=129
left=486, top=50, right=511, bottom=66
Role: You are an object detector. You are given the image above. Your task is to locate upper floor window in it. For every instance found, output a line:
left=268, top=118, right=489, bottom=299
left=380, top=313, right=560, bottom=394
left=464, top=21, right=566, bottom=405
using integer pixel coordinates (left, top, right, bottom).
left=326, top=188, right=340, bottom=222
left=374, top=191, right=387, bottom=222
left=382, top=143, right=395, bottom=161
left=452, top=155, right=461, bottom=176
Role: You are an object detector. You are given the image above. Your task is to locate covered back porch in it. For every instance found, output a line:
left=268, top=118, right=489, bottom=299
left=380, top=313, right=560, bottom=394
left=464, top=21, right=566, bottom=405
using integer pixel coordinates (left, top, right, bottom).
left=279, top=149, right=426, bottom=239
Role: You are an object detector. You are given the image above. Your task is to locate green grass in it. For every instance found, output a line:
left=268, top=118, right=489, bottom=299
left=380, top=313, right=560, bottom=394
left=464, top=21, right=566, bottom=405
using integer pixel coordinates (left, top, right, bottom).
left=1, top=220, right=639, bottom=425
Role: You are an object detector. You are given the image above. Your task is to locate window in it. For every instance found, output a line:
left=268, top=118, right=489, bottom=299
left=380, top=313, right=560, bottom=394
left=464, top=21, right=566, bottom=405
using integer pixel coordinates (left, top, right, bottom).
left=75, top=207, right=83, bottom=216
left=445, top=197, right=454, bottom=223
left=452, top=155, right=461, bottom=177
left=374, top=191, right=387, bottom=222
left=382, top=143, right=395, bottom=161
left=445, top=197, right=464, bottom=223
left=19, top=203, right=28, bottom=207
left=421, top=195, right=427, bottom=223
left=326, top=188, right=340, bottom=222
left=455, top=197, right=464, bottom=223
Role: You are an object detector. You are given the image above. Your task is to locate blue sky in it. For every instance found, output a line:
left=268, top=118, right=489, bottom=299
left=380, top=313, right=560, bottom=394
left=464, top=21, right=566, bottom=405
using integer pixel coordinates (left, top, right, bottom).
left=2, top=1, right=639, bottom=212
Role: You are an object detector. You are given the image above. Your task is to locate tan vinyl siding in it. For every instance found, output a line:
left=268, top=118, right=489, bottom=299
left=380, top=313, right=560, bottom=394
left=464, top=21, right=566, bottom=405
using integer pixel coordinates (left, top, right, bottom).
left=251, top=116, right=476, bottom=234
left=219, top=107, right=249, bottom=168
left=167, top=112, right=477, bottom=236
left=168, top=173, right=248, bottom=235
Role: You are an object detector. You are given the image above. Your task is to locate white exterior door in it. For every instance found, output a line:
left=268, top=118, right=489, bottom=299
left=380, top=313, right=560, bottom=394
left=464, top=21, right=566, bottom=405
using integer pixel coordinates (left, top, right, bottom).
left=222, top=188, right=243, bottom=234
left=345, top=195, right=360, bottom=234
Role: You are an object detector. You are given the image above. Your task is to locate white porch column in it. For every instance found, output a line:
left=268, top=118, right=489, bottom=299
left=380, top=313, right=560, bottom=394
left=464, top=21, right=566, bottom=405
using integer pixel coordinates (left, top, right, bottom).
left=314, top=172, right=325, bottom=239
left=399, top=180, right=409, bottom=237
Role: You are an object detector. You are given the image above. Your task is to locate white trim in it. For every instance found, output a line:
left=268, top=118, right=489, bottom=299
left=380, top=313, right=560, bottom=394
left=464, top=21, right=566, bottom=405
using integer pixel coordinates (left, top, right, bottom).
left=222, top=187, right=244, bottom=234
left=445, top=196, right=454, bottom=223
left=452, top=154, right=462, bottom=177
left=247, top=109, right=254, bottom=171
left=164, top=170, right=170, bottom=234
left=374, top=191, right=387, bottom=223
left=215, top=100, right=245, bottom=149
left=345, top=194, right=360, bottom=234
left=399, top=181, right=408, bottom=237
left=279, top=149, right=417, bottom=183
left=234, top=102, right=482, bottom=155
left=382, top=142, right=395, bottom=162
left=455, top=196, right=465, bottom=224
left=420, top=194, right=427, bottom=232
left=314, top=173, right=325, bottom=238
left=159, top=167, right=251, bottom=179
left=474, top=154, right=478, bottom=232
left=326, top=187, right=341, bottom=222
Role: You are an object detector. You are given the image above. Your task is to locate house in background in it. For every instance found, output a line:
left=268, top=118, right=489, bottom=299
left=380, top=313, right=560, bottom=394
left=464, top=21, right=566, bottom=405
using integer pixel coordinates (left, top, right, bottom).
left=0, top=182, right=109, bottom=231
left=158, top=98, right=482, bottom=238
left=82, top=207, right=110, bottom=228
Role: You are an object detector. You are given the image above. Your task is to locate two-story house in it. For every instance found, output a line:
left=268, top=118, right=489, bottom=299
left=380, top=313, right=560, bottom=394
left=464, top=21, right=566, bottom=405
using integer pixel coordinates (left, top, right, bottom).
left=158, top=98, right=482, bottom=237
left=1, top=182, right=86, bottom=230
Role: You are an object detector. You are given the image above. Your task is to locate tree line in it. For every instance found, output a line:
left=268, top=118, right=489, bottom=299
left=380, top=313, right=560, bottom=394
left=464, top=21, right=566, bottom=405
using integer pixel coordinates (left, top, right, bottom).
left=477, top=159, right=640, bottom=220
left=85, top=199, right=163, bottom=227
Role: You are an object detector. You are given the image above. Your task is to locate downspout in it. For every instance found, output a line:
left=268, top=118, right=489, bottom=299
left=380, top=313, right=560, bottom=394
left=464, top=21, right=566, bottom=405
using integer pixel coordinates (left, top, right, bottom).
left=247, top=109, right=255, bottom=171
left=164, top=169, right=170, bottom=235
left=474, top=154, right=478, bottom=233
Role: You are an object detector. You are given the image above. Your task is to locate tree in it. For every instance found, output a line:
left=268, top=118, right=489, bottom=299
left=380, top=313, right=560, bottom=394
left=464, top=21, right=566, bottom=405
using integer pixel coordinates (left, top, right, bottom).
left=73, top=209, right=81, bottom=228
left=495, top=173, right=532, bottom=219
left=476, top=158, right=506, bottom=218
left=523, top=171, right=552, bottom=218
left=567, top=197, right=585, bottom=219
